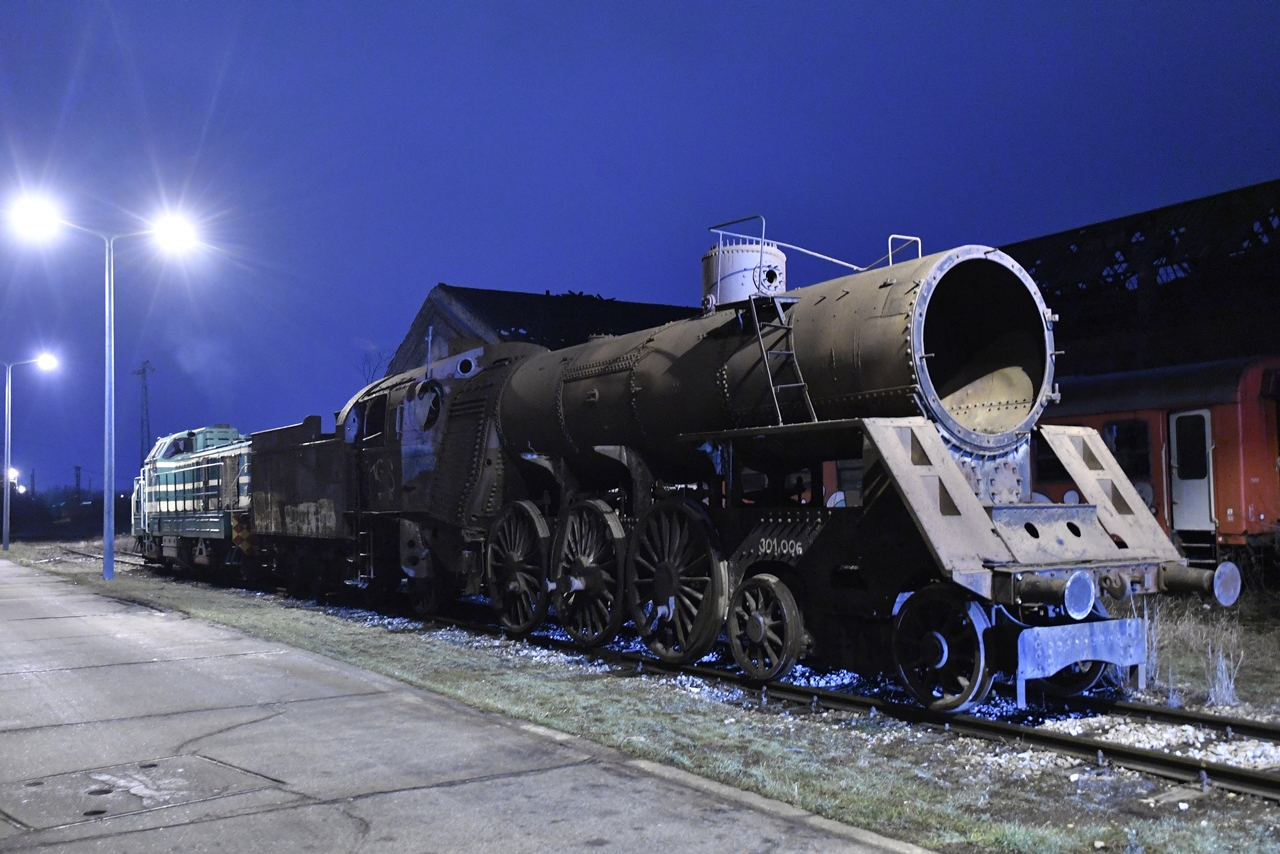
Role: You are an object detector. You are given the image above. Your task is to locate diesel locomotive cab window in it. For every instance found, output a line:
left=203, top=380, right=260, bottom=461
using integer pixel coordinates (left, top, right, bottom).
left=1102, top=418, right=1151, bottom=479
left=1175, top=414, right=1209, bottom=480
left=162, top=436, right=192, bottom=459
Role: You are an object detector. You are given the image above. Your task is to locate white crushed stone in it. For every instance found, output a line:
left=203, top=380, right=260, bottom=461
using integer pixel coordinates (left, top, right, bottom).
left=1039, top=714, right=1280, bottom=769
left=422, top=626, right=613, bottom=672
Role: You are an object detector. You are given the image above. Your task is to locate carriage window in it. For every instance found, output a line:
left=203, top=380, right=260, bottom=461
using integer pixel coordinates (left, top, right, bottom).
left=1174, top=414, right=1208, bottom=480
left=1033, top=433, right=1070, bottom=482
left=1102, top=419, right=1151, bottom=479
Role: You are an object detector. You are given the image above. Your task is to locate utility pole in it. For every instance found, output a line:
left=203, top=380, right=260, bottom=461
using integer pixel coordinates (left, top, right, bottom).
left=133, top=361, right=154, bottom=467
left=74, top=466, right=81, bottom=505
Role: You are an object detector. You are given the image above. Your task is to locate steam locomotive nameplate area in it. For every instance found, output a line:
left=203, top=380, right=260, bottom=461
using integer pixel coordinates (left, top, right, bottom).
left=133, top=242, right=1242, bottom=713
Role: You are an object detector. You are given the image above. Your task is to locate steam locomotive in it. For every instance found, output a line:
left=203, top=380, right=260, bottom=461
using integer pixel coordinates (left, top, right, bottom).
left=133, top=241, right=1240, bottom=712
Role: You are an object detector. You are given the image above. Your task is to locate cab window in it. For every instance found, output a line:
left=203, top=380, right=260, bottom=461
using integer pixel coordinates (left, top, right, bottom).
left=162, top=435, right=192, bottom=459
left=362, top=395, right=388, bottom=445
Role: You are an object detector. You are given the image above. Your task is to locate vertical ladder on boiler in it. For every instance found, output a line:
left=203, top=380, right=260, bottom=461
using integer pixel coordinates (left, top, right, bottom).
left=748, top=295, right=817, bottom=426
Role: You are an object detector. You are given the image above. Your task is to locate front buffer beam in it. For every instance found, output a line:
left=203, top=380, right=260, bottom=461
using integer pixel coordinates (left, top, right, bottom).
left=1014, top=618, right=1146, bottom=707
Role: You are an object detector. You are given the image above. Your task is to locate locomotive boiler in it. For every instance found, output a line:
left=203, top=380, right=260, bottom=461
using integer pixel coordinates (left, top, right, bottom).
left=136, top=241, right=1241, bottom=712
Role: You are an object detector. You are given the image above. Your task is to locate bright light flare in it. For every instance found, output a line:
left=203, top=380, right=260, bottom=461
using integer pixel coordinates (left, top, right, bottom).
left=151, top=213, right=199, bottom=253
left=15, top=485, right=25, bottom=495
left=35, top=353, right=57, bottom=371
left=8, top=196, right=61, bottom=243
left=6, top=468, right=17, bottom=483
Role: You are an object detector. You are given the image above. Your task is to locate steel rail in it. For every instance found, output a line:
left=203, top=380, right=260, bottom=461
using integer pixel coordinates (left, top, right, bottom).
left=57, top=545, right=149, bottom=568
left=431, top=616, right=1280, bottom=802
left=1058, top=695, right=1280, bottom=744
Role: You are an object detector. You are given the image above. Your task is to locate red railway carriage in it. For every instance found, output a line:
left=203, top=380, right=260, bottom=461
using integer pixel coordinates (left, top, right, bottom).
left=1035, top=357, right=1280, bottom=571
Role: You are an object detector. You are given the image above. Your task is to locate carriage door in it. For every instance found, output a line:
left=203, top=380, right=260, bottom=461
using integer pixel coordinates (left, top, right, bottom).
left=1168, top=409, right=1213, bottom=532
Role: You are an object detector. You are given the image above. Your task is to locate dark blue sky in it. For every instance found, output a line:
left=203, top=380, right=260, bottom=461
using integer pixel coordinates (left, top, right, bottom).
left=1, top=2, right=1277, bottom=492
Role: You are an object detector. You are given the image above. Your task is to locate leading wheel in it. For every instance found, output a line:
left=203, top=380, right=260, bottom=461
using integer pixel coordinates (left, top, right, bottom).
left=727, top=574, right=805, bottom=681
left=554, top=500, right=627, bottom=648
left=485, top=500, right=551, bottom=635
left=1036, top=661, right=1108, bottom=696
left=892, top=584, right=994, bottom=712
left=626, top=500, right=729, bottom=664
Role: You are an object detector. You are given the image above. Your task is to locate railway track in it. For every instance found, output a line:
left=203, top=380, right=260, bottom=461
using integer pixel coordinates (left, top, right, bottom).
left=57, top=546, right=149, bottom=567
left=52, top=549, right=1280, bottom=801
left=428, top=612, right=1280, bottom=802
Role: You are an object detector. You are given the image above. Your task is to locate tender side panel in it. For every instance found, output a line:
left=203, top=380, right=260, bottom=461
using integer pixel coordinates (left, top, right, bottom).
left=251, top=418, right=351, bottom=540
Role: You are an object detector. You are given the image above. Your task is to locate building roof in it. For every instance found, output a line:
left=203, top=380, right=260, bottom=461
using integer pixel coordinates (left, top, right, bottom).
left=387, top=284, right=699, bottom=376
left=1051, top=358, right=1255, bottom=417
left=1001, top=178, right=1280, bottom=377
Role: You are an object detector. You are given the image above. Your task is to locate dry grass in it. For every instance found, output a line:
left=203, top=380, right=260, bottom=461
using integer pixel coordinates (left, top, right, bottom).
left=8, top=539, right=1280, bottom=853
left=1142, top=593, right=1280, bottom=709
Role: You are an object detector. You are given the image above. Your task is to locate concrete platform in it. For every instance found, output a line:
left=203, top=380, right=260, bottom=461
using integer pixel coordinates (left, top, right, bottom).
left=0, top=559, right=925, bottom=853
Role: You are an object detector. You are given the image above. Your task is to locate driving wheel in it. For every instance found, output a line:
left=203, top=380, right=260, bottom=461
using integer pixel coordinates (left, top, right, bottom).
left=626, top=500, right=728, bottom=663
left=554, top=500, right=627, bottom=648
left=485, top=500, right=551, bottom=635
left=892, top=584, right=994, bottom=712
left=727, top=574, right=805, bottom=681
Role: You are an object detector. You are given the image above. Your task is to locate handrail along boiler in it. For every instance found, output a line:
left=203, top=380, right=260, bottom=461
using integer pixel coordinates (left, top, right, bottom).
left=134, top=238, right=1240, bottom=712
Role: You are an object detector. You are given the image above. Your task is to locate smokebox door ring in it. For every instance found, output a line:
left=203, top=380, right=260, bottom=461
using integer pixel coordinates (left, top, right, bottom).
left=910, top=246, right=1055, bottom=454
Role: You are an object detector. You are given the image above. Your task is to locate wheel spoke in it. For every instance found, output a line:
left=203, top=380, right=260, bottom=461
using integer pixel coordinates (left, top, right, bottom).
left=893, top=589, right=990, bottom=711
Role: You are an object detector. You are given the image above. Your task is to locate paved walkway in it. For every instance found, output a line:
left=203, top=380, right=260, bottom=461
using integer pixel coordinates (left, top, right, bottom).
left=0, top=559, right=925, bottom=853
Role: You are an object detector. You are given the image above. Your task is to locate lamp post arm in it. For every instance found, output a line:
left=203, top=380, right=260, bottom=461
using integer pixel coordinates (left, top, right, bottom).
left=20, top=222, right=146, bottom=579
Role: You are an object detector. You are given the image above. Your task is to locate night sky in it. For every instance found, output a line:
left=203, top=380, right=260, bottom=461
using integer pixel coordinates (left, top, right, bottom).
left=1, top=2, right=1277, bottom=494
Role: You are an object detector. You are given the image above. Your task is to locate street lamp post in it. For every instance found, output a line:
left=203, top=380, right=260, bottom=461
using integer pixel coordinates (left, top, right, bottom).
left=7, top=196, right=199, bottom=579
left=3, top=354, right=57, bottom=550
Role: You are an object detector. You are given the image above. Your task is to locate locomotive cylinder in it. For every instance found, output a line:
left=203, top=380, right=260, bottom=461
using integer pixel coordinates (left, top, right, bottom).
left=498, top=245, right=1055, bottom=479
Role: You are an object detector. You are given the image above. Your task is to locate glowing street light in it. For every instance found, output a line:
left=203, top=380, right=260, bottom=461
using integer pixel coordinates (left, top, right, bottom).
left=7, top=194, right=201, bottom=577
left=4, top=354, right=57, bottom=550
left=151, top=214, right=199, bottom=254
left=6, top=196, right=61, bottom=244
